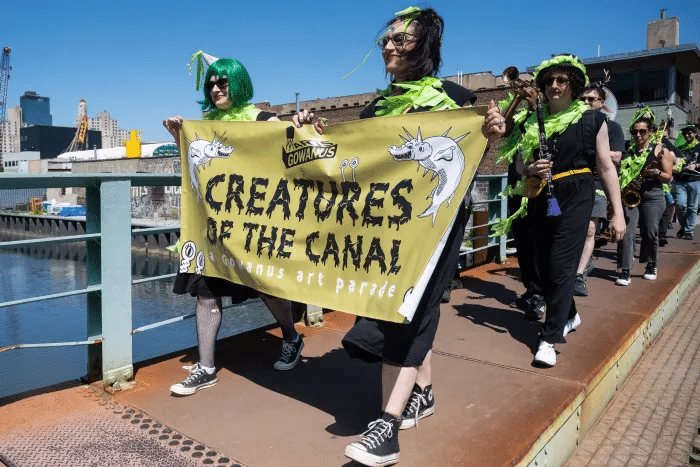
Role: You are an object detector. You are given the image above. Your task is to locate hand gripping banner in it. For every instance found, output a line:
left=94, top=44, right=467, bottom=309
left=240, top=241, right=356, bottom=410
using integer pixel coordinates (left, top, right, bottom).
left=179, top=107, right=488, bottom=323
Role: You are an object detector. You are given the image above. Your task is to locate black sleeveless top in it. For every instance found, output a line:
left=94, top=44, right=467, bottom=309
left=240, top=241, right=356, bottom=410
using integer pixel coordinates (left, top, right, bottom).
left=544, top=110, right=605, bottom=176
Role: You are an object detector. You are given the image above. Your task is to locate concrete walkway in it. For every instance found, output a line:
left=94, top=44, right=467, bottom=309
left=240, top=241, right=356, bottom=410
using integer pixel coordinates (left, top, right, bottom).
left=0, top=228, right=698, bottom=467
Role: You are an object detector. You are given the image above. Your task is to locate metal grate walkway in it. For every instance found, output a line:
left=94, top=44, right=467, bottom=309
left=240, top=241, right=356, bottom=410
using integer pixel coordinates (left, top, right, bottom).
left=0, top=386, right=245, bottom=467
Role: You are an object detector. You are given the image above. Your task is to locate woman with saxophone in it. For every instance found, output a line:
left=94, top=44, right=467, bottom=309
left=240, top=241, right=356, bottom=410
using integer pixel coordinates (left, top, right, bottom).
left=615, top=108, right=674, bottom=286
left=484, top=54, right=626, bottom=367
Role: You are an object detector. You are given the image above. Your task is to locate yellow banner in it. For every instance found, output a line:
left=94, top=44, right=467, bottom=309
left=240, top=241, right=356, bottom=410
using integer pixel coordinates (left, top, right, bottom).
left=179, top=107, right=487, bottom=323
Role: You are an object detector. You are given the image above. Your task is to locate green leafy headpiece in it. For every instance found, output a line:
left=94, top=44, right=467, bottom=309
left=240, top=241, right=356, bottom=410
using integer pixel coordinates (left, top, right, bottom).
left=681, top=124, right=698, bottom=134
left=629, top=106, right=655, bottom=130
left=533, top=54, right=589, bottom=89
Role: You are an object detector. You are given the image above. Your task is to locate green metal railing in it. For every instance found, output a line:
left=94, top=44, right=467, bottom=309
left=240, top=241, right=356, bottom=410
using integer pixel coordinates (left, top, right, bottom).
left=469, top=174, right=510, bottom=264
left=0, top=172, right=508, bottom=390
left=0, top=174, right=179, bottom=388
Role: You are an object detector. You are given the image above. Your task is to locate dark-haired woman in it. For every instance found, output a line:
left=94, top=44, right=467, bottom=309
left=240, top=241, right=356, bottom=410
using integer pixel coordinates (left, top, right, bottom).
left=616, top=109, right=674, bottom=286
left=295, top=7, right=475, bottom=466
left=484, top=55, right=626, bottom=368
left=163, top=54, right=302, bottom=397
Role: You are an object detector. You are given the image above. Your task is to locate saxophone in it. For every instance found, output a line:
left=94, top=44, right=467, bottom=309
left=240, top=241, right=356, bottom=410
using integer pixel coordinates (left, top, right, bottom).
left=620, top=172, right=643, bottom=208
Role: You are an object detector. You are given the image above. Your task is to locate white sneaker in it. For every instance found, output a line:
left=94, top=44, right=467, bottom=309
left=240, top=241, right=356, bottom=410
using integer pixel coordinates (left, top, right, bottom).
left=534, top=341, right=556, bottom=367
left=563, top=313, right=581, bottom=337
left=615, top=270, right=631, bottom=286
left=643, top=263, right=657, bottom=281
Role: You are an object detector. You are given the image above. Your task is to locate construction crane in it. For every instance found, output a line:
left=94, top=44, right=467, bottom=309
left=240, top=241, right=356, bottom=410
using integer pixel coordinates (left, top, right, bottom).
left=0, top=47, right=10, bottom=122
left=65, top=115, right=89, bottom=153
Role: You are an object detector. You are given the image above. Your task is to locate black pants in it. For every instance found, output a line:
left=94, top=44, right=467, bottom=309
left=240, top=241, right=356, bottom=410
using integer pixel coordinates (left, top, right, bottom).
left=510, top=196, right=543, bottom=296
left=531, top=175, right=593, bottom=344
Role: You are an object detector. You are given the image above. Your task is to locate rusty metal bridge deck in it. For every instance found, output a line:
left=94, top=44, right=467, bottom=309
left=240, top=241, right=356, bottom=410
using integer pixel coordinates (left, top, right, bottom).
left=1, top=229, right=699, bottom=467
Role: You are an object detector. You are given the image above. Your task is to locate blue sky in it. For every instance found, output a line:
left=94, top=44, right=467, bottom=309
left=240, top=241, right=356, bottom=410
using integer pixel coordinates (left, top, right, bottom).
left=4, top=0, right=699, bottom=142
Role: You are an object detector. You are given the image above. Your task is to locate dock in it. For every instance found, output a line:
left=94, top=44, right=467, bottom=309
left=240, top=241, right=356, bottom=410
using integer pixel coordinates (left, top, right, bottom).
left=1, top=226, right=699, bottom=467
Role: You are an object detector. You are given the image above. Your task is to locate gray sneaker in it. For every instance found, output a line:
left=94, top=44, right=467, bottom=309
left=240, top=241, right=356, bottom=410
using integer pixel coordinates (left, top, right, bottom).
left=573, top=274, right=588, bottom=296
left=274, top=336, right=304, bottom=370
left=170, top=363, right=217, bottom=396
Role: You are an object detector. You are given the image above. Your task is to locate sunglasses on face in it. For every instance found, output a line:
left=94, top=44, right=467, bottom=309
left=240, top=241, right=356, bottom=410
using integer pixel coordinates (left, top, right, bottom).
left=581, top=96, right=601, bottom=103
left=543, top=76, right=569, bottom=87
left=631, top=129, right=648, bottom=136
left=206, top=78, right=229, bottom=91
left=378, top=32, right=416, bottom=49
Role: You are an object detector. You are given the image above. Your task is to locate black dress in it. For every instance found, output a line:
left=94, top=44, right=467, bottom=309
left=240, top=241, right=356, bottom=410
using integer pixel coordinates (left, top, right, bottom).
left=342, top=80, right=477, bottom=366
left=173, top=110, right=276, bottom=301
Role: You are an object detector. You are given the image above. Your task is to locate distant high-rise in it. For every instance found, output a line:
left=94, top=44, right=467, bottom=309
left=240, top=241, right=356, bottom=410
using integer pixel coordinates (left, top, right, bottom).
left=0, top=106, right=22, bottom=157
left=20, top=91, right=52, bottom=126
left=88, top=110, right=129, bottom=149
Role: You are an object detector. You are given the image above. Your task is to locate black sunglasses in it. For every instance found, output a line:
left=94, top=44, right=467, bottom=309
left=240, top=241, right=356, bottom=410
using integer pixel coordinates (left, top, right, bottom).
left=581, top=96, right=601, bottom=103
left=630, top=129, right=648, bottom=136
left=543, top=76, right=570, bottom=87
left=206, top=78, right=229, bottom=91
left=378, top=32, right=416, bottom=49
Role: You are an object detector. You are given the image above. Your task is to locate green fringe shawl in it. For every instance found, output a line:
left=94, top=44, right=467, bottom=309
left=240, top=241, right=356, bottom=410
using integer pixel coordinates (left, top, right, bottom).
left=491, top=100, right=589, bottom=237
left=677, top=138, right=698, bottom=153
left=202, top=104, right=261, bottom=121
left=374, top=77, right=461, bottom=117
left=618, top=145, right=654, bottom=190
left=496, top=100, right=588, bottom=167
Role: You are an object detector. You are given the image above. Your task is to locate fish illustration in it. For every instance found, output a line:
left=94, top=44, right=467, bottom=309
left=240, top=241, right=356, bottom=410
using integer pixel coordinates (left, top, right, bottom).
left=186, top=133, right=234, bottom=199
left=388, top=127, right=468, bottom=224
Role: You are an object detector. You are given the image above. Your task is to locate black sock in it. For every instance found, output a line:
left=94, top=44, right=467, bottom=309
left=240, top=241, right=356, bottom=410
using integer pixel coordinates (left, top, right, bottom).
left=381, top=412, right=400, bottom=425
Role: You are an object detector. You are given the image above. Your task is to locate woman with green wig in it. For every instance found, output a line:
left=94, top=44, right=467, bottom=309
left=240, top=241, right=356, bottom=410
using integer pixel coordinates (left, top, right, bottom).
left=615, top=108, right=674, bottom=286
left=162, top=52, right=303, bottom=397
left=295, top=6, right=476, bottom=466
left=483, top=54, right=626, bottom=368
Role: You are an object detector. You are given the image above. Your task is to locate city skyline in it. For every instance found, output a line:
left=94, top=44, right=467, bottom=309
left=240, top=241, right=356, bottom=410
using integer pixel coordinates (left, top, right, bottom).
left=3, top=0, right=699, bottom=142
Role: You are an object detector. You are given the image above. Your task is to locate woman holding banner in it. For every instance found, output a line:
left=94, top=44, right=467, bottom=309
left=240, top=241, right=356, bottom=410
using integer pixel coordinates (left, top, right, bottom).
left=483, top=54, right=626, bottom=368
left=163, top=53, right=303, bottom=397
left=295, top=7, right=475, bottom=466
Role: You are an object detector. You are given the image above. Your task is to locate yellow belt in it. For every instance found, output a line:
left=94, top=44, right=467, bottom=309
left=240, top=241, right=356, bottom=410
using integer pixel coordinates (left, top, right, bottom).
left=551, top=168, right=591, bottom=181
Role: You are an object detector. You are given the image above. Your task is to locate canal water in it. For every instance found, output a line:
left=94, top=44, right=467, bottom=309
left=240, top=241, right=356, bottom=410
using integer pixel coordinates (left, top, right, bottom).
left=0, top=238, right=275, bottom=400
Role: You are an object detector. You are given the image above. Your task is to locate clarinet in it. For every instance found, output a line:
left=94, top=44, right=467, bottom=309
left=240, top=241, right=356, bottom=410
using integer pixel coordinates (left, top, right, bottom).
left=535, top=98, right=561, bottom=216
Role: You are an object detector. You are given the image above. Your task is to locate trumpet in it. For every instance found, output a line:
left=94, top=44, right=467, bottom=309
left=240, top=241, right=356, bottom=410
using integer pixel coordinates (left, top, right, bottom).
left=501, top=66, right=538, bottom=127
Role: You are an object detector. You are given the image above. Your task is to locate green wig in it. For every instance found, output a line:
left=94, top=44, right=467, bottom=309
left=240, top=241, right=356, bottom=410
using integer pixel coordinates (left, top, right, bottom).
left=198, top=58, right=254, bottom=111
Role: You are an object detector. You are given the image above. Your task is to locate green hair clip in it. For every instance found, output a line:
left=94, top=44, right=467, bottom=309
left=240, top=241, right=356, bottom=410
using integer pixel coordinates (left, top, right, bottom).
left=533, top=55, right=590, bottom=86
left=342, top=6, right=422, bottom=80
left=395, top=6, right=421, bottom=32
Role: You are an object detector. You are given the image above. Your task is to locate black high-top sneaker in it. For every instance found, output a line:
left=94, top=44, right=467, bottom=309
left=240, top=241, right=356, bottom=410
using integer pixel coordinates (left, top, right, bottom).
left=345, top=412, right=400, bottom=466
left=399, top=383, right=435, bottom=429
